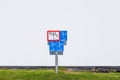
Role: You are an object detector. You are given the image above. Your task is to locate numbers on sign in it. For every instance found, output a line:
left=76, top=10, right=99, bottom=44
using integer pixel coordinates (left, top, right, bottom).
left=49, top=32, right=58, bottom=40
left=48, top=32, right=59, bottom=40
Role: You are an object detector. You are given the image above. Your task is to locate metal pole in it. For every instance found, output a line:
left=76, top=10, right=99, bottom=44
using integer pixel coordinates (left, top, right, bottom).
left=55, top=52, right=58, bottom=73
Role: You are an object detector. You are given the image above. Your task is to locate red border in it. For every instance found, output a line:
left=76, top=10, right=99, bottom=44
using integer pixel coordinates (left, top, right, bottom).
left=47, top=30, right=60, bottom=42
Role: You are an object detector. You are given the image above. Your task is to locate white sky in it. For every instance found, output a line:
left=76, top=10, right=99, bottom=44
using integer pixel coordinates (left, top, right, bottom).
left=0, top=0, right=120, bottom=66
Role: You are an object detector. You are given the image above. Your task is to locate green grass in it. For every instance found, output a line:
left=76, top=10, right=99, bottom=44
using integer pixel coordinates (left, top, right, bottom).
left=0, top=69, right=119, bottom=80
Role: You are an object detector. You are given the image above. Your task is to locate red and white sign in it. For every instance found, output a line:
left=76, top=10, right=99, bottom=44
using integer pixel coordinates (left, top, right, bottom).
left=47, top=30, right=60, bottom=42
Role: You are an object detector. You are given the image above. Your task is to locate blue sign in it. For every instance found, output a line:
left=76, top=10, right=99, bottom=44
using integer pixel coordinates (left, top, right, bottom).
left=60, top=31, right=67, bottom=42
left=49, top=41, right=64, bottom=52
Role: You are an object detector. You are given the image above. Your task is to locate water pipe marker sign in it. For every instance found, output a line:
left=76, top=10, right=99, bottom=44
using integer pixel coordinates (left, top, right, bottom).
left=47, top=30, right=67, bottom=55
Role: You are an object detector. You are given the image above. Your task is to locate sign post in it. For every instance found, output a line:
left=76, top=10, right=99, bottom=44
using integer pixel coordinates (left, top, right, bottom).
left=47, top=30, right=67, bottom=73
left=55, top=52, right=58, bottom=73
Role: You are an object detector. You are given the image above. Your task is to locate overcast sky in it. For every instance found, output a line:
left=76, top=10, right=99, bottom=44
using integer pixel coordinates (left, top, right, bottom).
left=0, top=0, right=120, bottom=66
